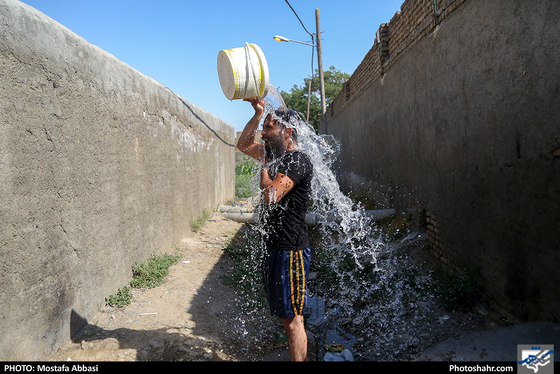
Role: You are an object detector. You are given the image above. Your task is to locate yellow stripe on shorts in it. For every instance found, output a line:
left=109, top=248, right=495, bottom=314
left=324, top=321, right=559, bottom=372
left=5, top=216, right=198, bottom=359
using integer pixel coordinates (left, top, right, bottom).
left=289, top=249, right=306, bottom=316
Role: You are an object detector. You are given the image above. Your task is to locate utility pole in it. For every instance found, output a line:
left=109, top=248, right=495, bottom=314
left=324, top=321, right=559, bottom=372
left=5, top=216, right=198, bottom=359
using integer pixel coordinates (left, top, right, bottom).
left=315, top=8, right=326, bottom=132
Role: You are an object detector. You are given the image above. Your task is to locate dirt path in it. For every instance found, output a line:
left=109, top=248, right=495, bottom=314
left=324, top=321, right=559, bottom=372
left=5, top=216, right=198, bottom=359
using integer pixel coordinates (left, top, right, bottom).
left=49, top=210, right=500, bottom=362
left=50, top=213, right=291, bottom=362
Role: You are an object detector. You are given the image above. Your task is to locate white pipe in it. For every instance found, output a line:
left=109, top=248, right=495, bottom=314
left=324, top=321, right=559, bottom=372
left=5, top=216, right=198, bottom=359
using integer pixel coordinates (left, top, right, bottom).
left=219, top=212, right=258, bottom=223
left=362, top=209, right=396, bottom=221
left=218, top=209, right=396, bottom=225
left=219, top=205, right=252, bottom=213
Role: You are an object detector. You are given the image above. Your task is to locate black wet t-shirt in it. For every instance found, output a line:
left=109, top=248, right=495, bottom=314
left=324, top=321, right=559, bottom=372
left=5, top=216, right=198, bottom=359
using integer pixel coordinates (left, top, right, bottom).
left=259, top=150, right=313, bottom=251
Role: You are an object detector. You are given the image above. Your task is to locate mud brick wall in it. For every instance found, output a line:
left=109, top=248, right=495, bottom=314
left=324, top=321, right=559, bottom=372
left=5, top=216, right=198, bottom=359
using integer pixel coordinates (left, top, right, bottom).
left=0, top=0, right=235, bottom=360
left=324, top=0, right=560, bottom=322
left=326, top=0, right=469, bottom=121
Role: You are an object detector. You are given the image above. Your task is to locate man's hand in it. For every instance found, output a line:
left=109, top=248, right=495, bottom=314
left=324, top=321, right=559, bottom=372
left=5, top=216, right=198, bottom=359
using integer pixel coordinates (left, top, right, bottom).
left=243, top=97, right=265, bottom=119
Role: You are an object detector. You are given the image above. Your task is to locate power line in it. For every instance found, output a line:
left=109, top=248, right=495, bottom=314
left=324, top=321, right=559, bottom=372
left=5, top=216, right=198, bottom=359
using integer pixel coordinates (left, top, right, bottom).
left=284, top=0, right=314, bottom=38
left=283, top=0, right=319, bottom=125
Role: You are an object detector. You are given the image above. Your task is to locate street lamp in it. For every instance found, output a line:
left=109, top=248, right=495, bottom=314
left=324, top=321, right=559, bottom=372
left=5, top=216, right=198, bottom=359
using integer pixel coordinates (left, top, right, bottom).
left=273, top=9, right=326, bottom=130
left=273, top=35, right=314, bottom=47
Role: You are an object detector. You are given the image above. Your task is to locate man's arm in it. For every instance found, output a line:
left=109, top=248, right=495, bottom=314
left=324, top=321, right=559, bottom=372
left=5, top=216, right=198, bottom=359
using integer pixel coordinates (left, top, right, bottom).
left=260, top=168, right=296, bottom=204
left=237, top=97, right=265, bottom=162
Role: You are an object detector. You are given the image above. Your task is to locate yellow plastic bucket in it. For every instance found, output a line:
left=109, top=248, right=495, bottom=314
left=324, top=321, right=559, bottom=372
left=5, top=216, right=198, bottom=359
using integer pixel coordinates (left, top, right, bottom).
left=217, top=43, right=270, bottom=100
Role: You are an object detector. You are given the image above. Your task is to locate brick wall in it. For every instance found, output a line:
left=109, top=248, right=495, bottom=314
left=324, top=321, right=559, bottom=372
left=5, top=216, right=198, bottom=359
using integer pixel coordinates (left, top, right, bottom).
left=323, top=0, right=560, bottom=322
left=326, top=0, right=468, bottom=124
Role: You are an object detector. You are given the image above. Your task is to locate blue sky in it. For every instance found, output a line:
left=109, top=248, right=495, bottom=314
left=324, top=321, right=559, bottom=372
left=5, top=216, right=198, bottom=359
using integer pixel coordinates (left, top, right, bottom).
left=20, top=0, right=404, bottom=132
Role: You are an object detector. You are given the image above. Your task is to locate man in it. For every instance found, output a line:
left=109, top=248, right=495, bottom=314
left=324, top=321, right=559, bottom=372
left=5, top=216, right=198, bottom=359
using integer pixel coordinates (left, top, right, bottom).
left=237, top=97, right=313, bottom=361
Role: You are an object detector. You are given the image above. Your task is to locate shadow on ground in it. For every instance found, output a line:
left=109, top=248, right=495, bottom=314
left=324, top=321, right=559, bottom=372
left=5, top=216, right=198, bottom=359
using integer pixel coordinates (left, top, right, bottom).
left=52, top=215, right=294, bottom=361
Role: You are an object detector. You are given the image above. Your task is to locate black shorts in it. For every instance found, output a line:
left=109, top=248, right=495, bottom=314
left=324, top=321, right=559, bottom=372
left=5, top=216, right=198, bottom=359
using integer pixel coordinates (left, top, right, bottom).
left=261, top=245, right=311, bottom=318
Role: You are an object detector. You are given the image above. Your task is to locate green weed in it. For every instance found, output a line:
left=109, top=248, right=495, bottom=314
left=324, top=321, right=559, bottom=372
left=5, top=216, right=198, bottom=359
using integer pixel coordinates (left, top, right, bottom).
left=190, top=208, right=211, bottom=232
left=105, top=286, right=133, bottom=308
left=430, top=267, right=479, bottom=311
left=235, top=156, right=258, bottom=198
left=105, top=251, right=182, bottom=308
left=129, top=252, right=182, bottom=289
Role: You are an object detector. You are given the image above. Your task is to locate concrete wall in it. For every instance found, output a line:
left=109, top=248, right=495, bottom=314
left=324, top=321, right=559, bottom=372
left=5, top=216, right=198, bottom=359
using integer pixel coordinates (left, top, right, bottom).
left=325, top=0, right=560, bottom=322
left=0, top=0, right=235, bottom=360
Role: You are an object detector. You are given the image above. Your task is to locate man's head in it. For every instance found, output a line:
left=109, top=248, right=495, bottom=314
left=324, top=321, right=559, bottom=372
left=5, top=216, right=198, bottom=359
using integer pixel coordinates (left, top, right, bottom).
left=274, top=107, right=299, bottom=144
left=262, top=107, right=299, bottom=158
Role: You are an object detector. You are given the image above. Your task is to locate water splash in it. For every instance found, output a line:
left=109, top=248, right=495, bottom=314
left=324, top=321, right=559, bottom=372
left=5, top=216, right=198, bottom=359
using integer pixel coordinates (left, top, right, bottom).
left=263, top=85, right=286, bottom=113
left=228, top=87, right=441, bottom=360
left=233, top=95, right=393, bottom=331
left=262, top=92, right=387, bottom=267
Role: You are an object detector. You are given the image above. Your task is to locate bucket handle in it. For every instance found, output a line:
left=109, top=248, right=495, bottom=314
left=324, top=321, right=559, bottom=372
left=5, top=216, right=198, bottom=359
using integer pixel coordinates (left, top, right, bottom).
left=244, top=43, right=263, bottom=99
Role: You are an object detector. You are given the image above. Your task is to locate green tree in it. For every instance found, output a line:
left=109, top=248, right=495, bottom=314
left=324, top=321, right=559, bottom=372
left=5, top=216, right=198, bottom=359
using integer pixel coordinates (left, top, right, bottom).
left=280, top=66, right=350, bottom=132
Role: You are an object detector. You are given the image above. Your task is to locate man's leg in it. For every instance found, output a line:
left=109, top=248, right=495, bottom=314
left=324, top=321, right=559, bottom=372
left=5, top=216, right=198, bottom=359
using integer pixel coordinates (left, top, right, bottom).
left=281, top=315, right=308, bottom=361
